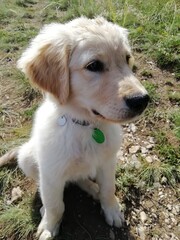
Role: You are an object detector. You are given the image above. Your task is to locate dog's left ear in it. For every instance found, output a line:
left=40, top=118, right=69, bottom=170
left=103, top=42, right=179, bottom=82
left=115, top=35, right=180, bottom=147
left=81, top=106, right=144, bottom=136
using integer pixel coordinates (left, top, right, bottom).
left=17, top=24, right=71, bottom=104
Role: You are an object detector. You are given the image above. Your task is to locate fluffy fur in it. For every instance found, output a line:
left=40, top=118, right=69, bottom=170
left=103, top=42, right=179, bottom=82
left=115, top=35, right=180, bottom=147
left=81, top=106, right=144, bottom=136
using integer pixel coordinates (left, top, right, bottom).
left=0, top=17, right=149, bottom=240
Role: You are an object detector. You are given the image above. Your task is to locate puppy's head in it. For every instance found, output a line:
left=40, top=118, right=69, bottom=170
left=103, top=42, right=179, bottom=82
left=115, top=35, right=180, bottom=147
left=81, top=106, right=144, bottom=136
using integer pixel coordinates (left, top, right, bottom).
left=18, top=17, right=149, bottom=123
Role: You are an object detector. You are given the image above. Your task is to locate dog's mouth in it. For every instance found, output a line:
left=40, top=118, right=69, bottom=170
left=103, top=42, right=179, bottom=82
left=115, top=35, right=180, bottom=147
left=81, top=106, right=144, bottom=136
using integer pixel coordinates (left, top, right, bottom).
left=92, top=109, right=105, bottom=119
left=92, top=108, right=143, bottom=123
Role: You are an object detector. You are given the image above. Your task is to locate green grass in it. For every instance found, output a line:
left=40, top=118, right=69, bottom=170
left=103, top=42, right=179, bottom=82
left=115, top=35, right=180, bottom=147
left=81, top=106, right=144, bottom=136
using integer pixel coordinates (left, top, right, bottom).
left=139, top=160, right=179, bottom=187
left=169, top=111, right=180, bottom=139
left=116, top=166, right=140, bottom=200
left=154, top=131, right=180, bottom=163
left=0, top=195, right=38, bottom=239
left=0, top=167, right=22, bottom=193
left=41, top=0, right=180, bottom=79
left=142, top=81, right=159, bottom=103
left=23, top=104, right=39, bottom=119
left=168, top=91, right=180, bottom=105
left=116, top=153, right=179, bottom=191
left=0, top=168, right=40, bottom=239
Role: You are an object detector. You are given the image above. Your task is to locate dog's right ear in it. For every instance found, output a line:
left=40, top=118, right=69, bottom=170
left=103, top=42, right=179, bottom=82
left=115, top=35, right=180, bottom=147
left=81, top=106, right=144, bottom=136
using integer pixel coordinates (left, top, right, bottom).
left=17, top=24, right=71, bottom=104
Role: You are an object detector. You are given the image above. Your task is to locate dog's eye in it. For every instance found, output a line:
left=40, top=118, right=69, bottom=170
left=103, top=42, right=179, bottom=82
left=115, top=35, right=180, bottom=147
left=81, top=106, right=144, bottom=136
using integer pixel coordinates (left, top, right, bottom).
left=126, top=54, right=131, bottom=64
left=86, top=60, right=104, bottom=72
left=126, top=54, right=134, bottom=69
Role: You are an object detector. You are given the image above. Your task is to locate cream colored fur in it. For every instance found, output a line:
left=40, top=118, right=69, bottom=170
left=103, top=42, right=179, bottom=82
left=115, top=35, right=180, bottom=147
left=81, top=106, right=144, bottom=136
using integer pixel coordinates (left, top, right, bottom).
left=0, top=17, right=148, bottom=240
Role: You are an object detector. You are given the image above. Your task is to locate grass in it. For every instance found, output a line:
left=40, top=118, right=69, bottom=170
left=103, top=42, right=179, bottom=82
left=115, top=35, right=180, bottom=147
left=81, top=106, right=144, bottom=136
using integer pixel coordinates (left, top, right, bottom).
left=23, top=104, right=39, bottom=119
left=41, top=0, right=180, bottom=79
left=142, top=81, right=159, bottom=103
left=155, top=130, right=180, bottom=163
left=116, top=151, right=179, bottom=192
left=0, top=167, right=40, bottom=239
left=0, top=0, right=180, bottom=239
left=170, top=110, right=180, bottom=139
left=168, top=91, right=180, bottom=105
left=1, top=0, right=179, bottom=78
left=0, top=194, right=38, bottom=239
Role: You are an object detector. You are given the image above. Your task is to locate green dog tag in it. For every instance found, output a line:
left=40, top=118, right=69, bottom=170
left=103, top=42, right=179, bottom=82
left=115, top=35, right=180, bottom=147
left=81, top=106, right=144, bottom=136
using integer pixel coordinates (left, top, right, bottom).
left=92, top=128, right=105, bottom=144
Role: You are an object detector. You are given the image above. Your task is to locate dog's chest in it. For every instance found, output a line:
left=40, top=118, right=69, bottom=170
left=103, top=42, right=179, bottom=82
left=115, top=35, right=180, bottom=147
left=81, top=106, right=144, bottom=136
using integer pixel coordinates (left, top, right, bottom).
left=65, top=123, right=121, bottom=155
left=36, top=112, right=122, bottom=180
left=60, top=123, right=122, bottom=179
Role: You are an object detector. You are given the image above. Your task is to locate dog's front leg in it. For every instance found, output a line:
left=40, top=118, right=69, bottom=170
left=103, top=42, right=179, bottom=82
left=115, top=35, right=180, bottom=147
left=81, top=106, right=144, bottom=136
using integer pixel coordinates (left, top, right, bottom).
left=96, top=158, right=124, bottom=228
left=36, top=172, right=65, bottom=240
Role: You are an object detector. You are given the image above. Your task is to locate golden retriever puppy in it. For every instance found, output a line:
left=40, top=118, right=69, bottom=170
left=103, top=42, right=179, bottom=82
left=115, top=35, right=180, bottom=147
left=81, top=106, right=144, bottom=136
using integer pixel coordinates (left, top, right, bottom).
left=0, top=17, right=149, bottom=240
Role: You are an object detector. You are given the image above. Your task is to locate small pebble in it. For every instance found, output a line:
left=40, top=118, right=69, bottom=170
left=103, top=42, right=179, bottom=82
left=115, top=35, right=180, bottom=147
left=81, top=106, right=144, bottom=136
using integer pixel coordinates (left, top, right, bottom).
left=129, top=123, right=137, bottom=133
left=140, top=211, right=147, bottom=224
left=145, top=156, right=153, bottom=163
left=129, top=145, right=140, bottom=154
left=136, top=225, right=146, bottom=240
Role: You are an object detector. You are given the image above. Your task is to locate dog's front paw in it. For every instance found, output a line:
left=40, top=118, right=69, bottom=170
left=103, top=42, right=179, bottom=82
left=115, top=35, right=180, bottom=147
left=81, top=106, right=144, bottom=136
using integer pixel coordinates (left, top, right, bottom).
left=36, top=217, right=60, bottom=240
left=38, top=229, right=52, bottom=240
left=102, top=199, right=125, bottom=228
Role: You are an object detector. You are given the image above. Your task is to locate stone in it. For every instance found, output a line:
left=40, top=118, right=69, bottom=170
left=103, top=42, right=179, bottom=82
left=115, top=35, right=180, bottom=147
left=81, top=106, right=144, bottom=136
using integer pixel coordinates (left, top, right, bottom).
left=174, top=205, right=179, bottom=214
left=117, top=150, right=124, bottom=161
left=159, top=191, right=164, bottom=197
left=165, top=218, right=170, bottom=224
left=136, top=225, right=146, bottom=240
left=145, top=156, right=153, bottom=163
left=131, top=154, right=141, bottom=168
left=141, top=147, right=148, bottom=154
left=167, top=204, right=172, bottom=211
left=140, top=211, right=147, bottom=224
left=129, top=123, right=137, bottom=133
left=170, top=233, right=178, bottom=239
left=146, top=144, right=154, bottom=149
left=164, top=234, right=169, bottom=239
left=161, top=176, right=167, bottom=184
left=148, top=136, right=155, bottom=144
left=7, top=186, right=23, bottom=205
left=152, top=214, right=157, bottom=220
left=171, top=217, right=177, bottom=225
left=129, top=145, right=140, bottom=154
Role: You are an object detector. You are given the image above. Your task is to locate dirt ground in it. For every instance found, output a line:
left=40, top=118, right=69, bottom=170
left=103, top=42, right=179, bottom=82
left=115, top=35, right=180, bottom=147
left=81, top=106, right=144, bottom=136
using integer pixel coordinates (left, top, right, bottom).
left=30, top=184, right=132, bottom=240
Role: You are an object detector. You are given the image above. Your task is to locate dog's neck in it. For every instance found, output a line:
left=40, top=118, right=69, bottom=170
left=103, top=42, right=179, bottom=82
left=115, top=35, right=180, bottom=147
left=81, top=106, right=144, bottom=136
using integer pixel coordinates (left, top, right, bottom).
left=71, top=118, right=90, bottom=126
left=58, top=115, right=92, bottom=128
left=57, top=115, right=105, bottom=144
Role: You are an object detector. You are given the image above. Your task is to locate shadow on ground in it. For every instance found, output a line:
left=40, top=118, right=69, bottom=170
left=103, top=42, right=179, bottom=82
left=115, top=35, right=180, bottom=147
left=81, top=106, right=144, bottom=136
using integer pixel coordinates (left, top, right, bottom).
left=32, top=184, right=135, bottom=240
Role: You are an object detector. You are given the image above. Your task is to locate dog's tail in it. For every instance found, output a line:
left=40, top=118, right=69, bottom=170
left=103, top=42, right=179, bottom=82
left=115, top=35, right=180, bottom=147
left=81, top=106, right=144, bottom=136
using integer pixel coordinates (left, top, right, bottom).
left=0, top=148, right=19, bottom=167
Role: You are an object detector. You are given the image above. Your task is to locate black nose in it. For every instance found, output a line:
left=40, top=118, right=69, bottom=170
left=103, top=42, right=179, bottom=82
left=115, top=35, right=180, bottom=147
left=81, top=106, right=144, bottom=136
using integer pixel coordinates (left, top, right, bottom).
left=125, top=94, right=150, bottom=113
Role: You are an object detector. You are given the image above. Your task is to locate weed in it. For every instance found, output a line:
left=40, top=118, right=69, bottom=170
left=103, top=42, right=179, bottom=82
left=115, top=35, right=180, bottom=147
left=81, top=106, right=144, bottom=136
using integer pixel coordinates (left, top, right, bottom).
left=116, top=154, right=180, bottom=189
left=139, top=160, right=179, bottom=187
left=115, top=165, right=142, bottom=203
left=168, top=91, right=180, bottom=104
left=12, top=124, right=31, bottom=138
left=142, top=81, right=159, bottom=103
left=16, top=0, right=36, bottom=7
left=43, top=0, right=180, bottom=77
left=116, top=166, right=137, bottom=191
left=0, top=167, right=39, bottom=239
left=140, top=69, right=153, bottom=78
left=169, top=110, right=180, bottom=139
left=154, top=130, right=180, bottom=166
left=0, top=196, right=37, bottom=239
left=0, top=167, right=23, bottom=194
left=23, top=104, right=38, bottom=119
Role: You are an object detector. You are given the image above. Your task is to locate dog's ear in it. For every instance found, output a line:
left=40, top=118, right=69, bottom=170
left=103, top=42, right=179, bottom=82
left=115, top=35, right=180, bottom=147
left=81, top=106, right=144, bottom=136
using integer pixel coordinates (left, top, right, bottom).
left=17, top=25, right=70, bottom=104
